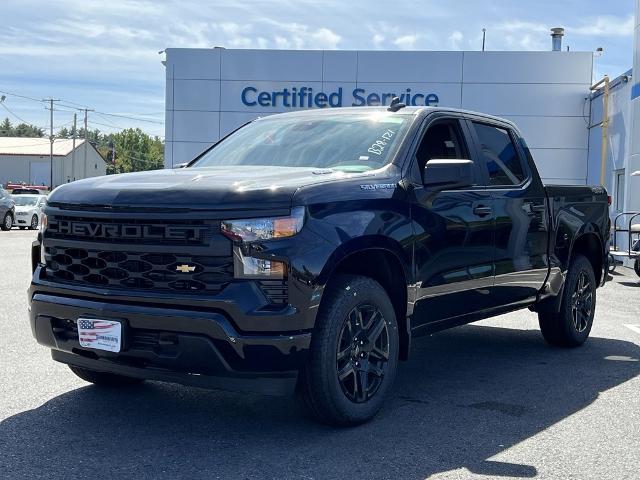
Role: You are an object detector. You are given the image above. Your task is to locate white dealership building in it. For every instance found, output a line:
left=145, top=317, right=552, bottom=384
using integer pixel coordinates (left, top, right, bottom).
left=164, top=46, right=594, bottom=186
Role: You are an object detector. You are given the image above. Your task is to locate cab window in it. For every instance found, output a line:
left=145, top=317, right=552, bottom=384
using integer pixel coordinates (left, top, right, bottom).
left=416, top=120, right=470, bottom=182
left=473, top=122, right=526, bottom=186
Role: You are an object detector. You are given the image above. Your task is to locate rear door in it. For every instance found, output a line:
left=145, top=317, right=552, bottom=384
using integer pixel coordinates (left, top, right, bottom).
left=467, top=119, right=549, bottom=305
left=410, top=114, right=496, bottom=329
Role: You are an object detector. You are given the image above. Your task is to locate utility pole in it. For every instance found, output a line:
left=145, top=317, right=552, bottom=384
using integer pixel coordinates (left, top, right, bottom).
left=82, top=108, right=93, bottom=179
left=71, top=113, right=77, bottom=181
left=44, top=99, right=60, bottom=190
left=482, top=28, right=486, bottom=51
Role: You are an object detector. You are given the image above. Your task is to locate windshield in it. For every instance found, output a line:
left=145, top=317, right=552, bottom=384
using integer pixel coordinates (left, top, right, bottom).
left=192, top=112, right=412, bottom=172
left=13, top=196, right=39, bottom=206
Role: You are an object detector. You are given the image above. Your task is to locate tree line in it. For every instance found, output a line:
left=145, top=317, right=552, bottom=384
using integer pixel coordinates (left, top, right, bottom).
left=1, top=117, right=164, bottom=174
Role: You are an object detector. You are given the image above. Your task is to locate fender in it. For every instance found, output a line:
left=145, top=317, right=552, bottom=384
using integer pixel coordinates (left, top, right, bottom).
left=317, top=235, right=412, bottom=287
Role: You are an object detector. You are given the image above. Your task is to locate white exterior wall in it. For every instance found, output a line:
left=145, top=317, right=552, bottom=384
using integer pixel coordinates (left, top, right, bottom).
left=627, top=0, right=640, bottom=215
left=165, top=48, right=594, bottom=184
left=0, top=146, right=106, bottom=188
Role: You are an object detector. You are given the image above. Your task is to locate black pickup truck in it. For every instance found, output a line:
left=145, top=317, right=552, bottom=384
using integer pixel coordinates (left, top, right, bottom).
left=29, top=105, right=610, bottom=425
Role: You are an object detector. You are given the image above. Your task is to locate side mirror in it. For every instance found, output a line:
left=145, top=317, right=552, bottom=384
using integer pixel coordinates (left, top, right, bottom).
left=424, top=159, right=474, bottom=190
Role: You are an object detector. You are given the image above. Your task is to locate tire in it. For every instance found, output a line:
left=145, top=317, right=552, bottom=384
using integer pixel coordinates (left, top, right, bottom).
left=297, top=274, right=399, bottom=426
left=607, top=253, right=616, bottom=273
left=634, top=259, right=640, bottom=278
left=68, top=365, right=144, bottom=387
left=30, top=214, right=38, bottom=230
left=538, top=254, right=596, bottom=347
left=1, top=212, right=12, bottom=231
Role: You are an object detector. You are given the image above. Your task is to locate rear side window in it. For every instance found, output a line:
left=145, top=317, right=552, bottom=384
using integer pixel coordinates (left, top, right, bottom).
left=473, top=123, right=525, bottom=186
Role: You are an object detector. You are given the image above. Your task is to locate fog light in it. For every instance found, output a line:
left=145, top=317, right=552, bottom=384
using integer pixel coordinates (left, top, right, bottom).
left=233, top=247, right=285, bottom=279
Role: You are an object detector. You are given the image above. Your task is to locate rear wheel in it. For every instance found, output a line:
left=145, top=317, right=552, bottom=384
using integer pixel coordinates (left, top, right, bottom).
left=298, top=274, right=399, bottom=426
left=68, top=365, right=144, bottom=387
left=634, top=258, right=640, bottom=278
left=1, top=212, right=12, bottom=231
left=538, top=254, right=596, bottom=347
left=30, top=214, right=38, bottom=230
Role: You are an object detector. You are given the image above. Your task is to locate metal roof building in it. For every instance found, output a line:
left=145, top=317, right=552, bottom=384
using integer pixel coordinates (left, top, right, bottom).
left=0, top=137, right=106, bottom=189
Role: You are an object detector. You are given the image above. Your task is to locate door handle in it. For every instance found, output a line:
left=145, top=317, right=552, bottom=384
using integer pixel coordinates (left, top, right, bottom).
left=531, top=203, right=546, bottom=212
left=473, top=205, right=493, bottom=217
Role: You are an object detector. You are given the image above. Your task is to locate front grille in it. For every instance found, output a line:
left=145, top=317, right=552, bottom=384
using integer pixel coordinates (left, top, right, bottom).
left=45, top=246, right=233, bottom=293
left=46, top=215, right=215, bottom=247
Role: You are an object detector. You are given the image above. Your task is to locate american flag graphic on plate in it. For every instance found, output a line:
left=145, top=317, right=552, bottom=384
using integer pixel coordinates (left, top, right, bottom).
left=77, top=318, right=122, bottom=352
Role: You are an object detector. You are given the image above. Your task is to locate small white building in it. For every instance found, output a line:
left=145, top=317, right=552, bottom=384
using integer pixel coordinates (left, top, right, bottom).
left=0, top=137, right=106, bottom=189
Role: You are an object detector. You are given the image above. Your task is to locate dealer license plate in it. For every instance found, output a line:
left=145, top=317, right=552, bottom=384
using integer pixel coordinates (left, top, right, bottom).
left=77, top=318, right=122, bottom=352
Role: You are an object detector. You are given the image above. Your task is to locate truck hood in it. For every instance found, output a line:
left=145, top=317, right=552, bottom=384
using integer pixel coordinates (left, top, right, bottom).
left=48, top=166, right=365, bottom=212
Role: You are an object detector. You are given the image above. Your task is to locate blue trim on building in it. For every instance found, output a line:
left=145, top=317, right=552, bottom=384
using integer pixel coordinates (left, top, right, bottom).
left=633, top=82, right=640, bottom=100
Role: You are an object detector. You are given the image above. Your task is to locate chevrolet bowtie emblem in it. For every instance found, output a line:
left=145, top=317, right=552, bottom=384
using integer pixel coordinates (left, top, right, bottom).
left=176, top=264, right=196, bottom=273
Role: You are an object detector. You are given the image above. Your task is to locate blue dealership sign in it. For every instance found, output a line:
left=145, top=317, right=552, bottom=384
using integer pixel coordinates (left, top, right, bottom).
left=241, top=86, right=439, bottom=108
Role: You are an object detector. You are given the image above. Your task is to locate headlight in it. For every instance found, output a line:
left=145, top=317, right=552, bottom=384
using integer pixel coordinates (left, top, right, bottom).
left=221, top=207, right=305, bottom=242
left=222, top=207, right=305, bottom=279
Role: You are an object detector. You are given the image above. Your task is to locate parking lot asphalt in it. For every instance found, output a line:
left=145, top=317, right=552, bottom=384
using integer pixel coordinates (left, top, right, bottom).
left=0, top=228, right=639, bottom=479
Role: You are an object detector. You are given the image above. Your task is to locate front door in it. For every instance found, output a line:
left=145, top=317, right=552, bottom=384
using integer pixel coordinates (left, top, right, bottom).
left=410, top=117, right=496, bottom=330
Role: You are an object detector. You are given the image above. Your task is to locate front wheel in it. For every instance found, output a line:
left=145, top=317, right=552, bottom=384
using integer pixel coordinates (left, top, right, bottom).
left=634, top=258, right=640, bottom=278
left=1, top=212, right=12, bottom=231
left=68, top=365, right=144, bottom=387
left=30, top=214, right=38, bottom=230
left=297, top=274, right=399, bottom=426
left=538, top=254, right=596, bottom=347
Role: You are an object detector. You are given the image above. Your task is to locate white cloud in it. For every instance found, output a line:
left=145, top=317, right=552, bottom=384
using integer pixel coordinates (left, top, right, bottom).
left=448, top=31, right=464, bottom=50
left=372, top=33, right=385, bottom=48
left=393, top=34, right=420, bottom=50
left=570, top=15, right=635, bottom=37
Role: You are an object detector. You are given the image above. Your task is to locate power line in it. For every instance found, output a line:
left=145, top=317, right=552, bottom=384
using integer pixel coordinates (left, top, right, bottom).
left=0, top=89, right=44, bottom=104
left=93, top=110, right=164, bottom=125
left=0, top=102, right=30, bottom=124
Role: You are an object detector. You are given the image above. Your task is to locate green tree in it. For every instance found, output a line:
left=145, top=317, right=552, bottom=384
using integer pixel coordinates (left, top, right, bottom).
left=13, top=122, right=44, bottom=137
left=0, top=117, right=44, bottom=137
left=105, top=128, right=164, bottom=174
left=0, top=118, right=12, bottom=136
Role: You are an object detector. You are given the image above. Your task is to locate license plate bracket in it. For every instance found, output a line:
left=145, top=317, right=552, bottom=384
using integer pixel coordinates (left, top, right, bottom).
left=77, top=318, right=122, bottom=353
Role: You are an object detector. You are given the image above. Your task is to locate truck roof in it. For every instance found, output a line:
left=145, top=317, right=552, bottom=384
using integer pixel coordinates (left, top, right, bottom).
left=255, top=106, right=519, bottom=131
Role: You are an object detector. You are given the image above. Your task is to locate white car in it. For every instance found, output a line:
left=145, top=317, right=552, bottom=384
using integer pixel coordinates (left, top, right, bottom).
left=12, top=194, right=47, bottom=230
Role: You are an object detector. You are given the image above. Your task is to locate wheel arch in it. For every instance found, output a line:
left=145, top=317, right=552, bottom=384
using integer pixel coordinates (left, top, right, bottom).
left=570, top=231, right=604, bottom=286
left=318, top=238, right=412, bottom=361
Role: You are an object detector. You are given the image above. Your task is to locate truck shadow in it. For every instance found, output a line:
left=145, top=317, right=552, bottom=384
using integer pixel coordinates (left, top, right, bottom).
left=1, top=325, right=638, bottom=479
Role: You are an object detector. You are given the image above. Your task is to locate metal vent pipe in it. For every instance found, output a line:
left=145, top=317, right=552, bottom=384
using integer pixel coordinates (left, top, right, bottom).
left=551, top=28, right=564, bottom=51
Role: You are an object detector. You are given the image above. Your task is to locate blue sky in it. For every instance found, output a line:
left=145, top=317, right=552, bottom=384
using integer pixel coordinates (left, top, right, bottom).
left=0, top=0, right=636, bottom=139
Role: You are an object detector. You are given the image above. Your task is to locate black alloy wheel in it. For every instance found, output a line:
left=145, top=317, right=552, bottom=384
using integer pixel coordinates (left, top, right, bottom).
left=571, top=271, right=593, bottom=333
left=336, top=304, right=389, bottom=403
left=538, top=254, right=596, bottom=347
left=297, top=274, right=399, bottom=425
left=30, top=214, right=39, bottom=230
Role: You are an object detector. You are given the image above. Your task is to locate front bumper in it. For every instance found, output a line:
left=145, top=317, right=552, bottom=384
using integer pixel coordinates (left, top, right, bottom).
left=29, top=283, right=312, bottom=395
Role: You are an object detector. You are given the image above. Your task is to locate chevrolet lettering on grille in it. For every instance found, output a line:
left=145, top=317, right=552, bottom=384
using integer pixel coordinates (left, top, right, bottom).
left=48, top=220, right=209, bottom=241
